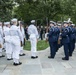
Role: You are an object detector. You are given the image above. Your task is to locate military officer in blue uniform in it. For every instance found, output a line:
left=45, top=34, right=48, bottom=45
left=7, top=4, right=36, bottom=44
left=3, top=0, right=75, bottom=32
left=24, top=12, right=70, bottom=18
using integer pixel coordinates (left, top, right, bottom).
left=61, top=21, right=70, bottom=60
left=55, top=24, right=60, bottom=52
left=67, top=21, right=73, bottom=57
left=75, top=26, right=76, bottom=42
left=48, top=21, right=58, bottom=59
left=67, top=22, right=75, bottom=56
left=70, top=24, right=76, bottom=54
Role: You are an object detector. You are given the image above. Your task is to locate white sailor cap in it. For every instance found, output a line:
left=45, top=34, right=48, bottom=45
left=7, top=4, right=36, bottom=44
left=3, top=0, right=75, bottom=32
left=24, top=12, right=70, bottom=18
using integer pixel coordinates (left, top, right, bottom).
left=71, top=24, right=75, bottom=26
left=11, top=18, right=17, bottom=22
left=31, top=20, right=35, bottom=23
left=58, top=24, right=61, bottom=26
left=50, top=21, right=54, bottom=23
left=50, top=21, right=56, bottom=25
left=6, top=22, right=10, bottom=25
left=4, top=22, right=10, bottom=25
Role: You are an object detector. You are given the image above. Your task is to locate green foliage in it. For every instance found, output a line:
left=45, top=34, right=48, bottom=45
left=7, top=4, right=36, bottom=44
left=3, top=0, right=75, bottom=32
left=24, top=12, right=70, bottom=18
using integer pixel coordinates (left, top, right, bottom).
left=0, top=0, right=76, bottom=24
left=14, top=0, right=61, bottom=25
left=0, top=0, right=14, bottom=21
left=60, top=0, right=76, bottom=22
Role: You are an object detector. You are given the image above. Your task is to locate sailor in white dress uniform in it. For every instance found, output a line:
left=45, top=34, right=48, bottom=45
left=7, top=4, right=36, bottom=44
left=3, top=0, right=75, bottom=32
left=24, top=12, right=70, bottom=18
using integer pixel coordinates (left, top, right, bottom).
left=28, top=20, right=39, bottom=59
left=0, top=22, right=5, bottom=58
left=3, top=22, right=12, bottom=60
left=18, top=21, right=25, bottom=56
left=10, top=18, right=23, bottom=66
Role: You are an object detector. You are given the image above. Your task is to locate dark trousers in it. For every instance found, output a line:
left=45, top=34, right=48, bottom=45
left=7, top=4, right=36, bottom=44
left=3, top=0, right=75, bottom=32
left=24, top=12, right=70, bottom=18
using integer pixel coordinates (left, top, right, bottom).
left=68, top=42, right=72, bottom=56
left=69, top=40, right=75, bottom=55
left=49, top=42, right=57, bottom=58
left=40, top=33, right=43, bottom=40
left=26, top=34, right=29, bottom=40
left=63, top=43, right=69, bottom=59
left=72, top=40, right=75, bottom=53
left=56, top=42, right=59, bottom=52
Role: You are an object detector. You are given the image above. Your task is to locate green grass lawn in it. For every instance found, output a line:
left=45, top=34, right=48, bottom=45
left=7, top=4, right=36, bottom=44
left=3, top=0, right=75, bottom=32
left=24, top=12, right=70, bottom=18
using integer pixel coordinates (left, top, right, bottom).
left=24, top=40, right=49, bottom=51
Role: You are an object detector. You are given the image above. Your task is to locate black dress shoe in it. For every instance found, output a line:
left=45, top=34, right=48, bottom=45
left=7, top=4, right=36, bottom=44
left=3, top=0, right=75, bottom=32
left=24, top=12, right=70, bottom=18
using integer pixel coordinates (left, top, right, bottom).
left=48, top=56, right=54, bottom=59
left=7, top=58, right=13, bottom=60
left=69, top=54, right=72, bottom=57
left=13, top=62, right=22, bottom=66
left=31, top=56, right=36, bottom=59
left=19, top=53, right=25, bottom=56
left=31, top=56, right=38, bottom=59
left=62, top=57, right=69, bottom=60
left=0, top=55, right=5, bottom=58
left=36, top=56, right=38, bottom=58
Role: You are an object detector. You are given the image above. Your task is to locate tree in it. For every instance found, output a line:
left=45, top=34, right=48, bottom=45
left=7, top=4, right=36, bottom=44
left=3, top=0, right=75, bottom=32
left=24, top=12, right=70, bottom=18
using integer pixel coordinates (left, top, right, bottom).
left=14, top=0, right=62, bottom=25
left=60, top=0, right=76, bottom=23
left=0, top=0, right=14, bottom=21
left=1, top=0, right=75, bottom=24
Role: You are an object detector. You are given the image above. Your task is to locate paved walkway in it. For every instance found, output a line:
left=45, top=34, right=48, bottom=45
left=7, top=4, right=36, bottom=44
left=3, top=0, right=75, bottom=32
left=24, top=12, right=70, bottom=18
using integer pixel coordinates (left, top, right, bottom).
left=0, top=46, right=76, bottom=75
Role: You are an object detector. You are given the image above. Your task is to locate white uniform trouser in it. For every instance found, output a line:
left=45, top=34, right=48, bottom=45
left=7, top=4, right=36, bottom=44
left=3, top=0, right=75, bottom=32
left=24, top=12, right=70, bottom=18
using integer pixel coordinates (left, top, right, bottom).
left=12, top=44, right=20, bottom=63
left=20, top=46, right=24, bottom=55
left=3, top=43, right=6, bottom=50
left=6, top=42, right=12, bottom=59
left=0, top=41, right=3, bottom=56
left=20, top=37, right=24, bottom=55
left=11, top=36, right=20, bottom=63
left=30, top=34, right=37, bottom=57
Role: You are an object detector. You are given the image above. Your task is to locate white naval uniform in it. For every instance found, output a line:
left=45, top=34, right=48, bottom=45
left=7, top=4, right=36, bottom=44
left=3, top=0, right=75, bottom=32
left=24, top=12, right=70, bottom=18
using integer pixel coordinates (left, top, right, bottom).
left=18, top=26, right=25, bottom=55
left=28, top=24, right=38, bottom=57
left=10, top=25, right=23, bottom=63
left=3, top=26, right=7, bottom=50
left=3, top=26, right=12, bottom=59
left=0, top=26, right=4, bottom=56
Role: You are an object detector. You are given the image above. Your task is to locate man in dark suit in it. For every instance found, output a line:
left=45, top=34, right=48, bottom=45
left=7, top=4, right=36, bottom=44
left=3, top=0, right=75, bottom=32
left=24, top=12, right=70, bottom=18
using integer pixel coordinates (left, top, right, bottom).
left=40, top=26, right=43, bottom=40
